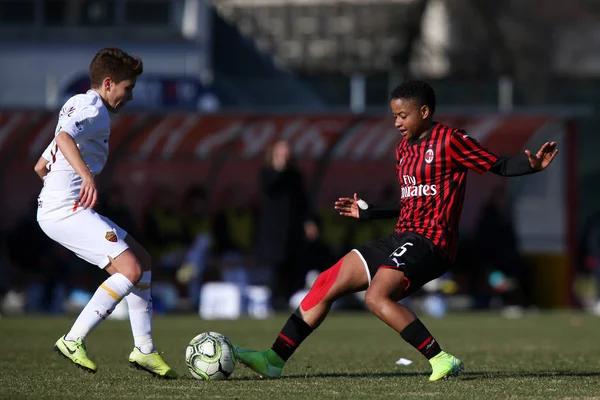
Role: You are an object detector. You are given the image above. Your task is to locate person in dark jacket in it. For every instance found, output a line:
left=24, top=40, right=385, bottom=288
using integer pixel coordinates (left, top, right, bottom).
left=257, top=140, right=318, bottom=310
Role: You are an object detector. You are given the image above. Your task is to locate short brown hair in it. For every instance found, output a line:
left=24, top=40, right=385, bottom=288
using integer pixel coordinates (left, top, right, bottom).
left=89, top=47, right=143, bottom=88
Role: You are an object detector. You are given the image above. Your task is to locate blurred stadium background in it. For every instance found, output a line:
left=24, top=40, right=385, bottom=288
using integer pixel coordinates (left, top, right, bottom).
left=1, top=0, right=600, bottom=320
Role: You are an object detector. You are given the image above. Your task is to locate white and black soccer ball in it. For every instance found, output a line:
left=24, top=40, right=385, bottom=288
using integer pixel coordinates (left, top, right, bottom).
left=185, top=332, right=236, bottom=380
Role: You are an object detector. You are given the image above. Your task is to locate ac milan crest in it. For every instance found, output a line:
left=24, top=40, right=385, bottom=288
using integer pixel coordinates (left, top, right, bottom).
left=425, top=149, right=434, bottom=164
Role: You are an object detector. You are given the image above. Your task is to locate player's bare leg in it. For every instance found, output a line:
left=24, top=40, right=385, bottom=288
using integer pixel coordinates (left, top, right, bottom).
left=298, top=250, right=369, bottom=327
left=234, top=251, right=369, bottom=377
left=366, top=268, right=463, bottom=381
left=364, top=268, right=416, bottom=331
left=105, top=236, right=177, bottom=379
left=55, top=249, right=142, bottom=373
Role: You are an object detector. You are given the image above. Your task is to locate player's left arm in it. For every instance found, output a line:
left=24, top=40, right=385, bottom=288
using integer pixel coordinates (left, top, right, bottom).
left=449, top=130, right=558, bottom=175
left=490, top=142, right=558, bottom=176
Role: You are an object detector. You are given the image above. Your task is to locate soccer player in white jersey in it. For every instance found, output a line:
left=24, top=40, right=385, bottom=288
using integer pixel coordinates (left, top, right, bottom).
left=34, top=48, right=176, bottom=378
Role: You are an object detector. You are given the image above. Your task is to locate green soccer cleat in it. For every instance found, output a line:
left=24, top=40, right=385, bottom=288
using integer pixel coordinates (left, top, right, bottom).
left=54, top=335, right=98, bottom=373
left=128, top=347, right=178, bottom=379
left=428, top=351, right=464, bottom=381
left=233, top=345, right=285, bottom=378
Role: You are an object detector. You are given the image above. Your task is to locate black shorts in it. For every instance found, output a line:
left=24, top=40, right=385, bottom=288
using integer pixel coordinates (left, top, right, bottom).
left=354, top=231, right=450, bottom=297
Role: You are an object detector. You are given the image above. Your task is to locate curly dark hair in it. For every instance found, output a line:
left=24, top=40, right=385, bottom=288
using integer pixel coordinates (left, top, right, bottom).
left=390, top=80, right=436, bottom=115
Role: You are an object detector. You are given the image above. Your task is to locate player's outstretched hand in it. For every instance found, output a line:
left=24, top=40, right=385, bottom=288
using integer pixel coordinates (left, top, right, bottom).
left=334, top=193, right=361, bottom=219
left=79, top=177, right=98, bottom=209
left=525, top=141, right=558, bottom=171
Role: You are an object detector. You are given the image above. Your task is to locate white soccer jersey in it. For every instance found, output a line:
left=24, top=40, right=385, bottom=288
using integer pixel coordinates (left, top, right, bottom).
left=37, top=90, right=111, bottom=221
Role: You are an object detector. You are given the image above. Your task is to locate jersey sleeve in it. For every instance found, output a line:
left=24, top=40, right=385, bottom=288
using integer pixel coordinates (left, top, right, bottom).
left=57, top=106, right=99, bottom=141
left=41, top=142, right=53, bottom=161
left=449, top=129, right=499, bottom=174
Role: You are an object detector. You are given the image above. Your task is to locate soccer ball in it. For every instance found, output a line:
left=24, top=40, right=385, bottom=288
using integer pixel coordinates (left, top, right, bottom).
left=185, top=332, right=236, bottom=380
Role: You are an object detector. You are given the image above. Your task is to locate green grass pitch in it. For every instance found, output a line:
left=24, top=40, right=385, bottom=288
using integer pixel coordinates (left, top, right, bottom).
left=1, top=312, right=600, bottom=399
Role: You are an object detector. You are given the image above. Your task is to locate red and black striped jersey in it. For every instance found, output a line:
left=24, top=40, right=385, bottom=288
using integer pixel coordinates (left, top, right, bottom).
left=395, top=122, right=499, bottom=261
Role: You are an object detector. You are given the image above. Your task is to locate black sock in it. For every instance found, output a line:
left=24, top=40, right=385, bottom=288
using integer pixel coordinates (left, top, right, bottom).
left=400, top=319, right=442, bottom=360
left=271, top=311, right=314, bottom=361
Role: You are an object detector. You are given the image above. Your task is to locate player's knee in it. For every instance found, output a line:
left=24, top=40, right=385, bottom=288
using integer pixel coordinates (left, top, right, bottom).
left=111, top=250, right=144, bottom=284
left=312, top=271, right=331, bottom=296
left=121, top=262, right=143, bottom=285
left=300, top=259, right=343, bottom=311
left=300, top=271, right=329, bottom=311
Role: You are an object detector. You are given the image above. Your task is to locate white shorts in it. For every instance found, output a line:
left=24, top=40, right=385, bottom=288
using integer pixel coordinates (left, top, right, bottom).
left=38, top=208, right=129, bottom=268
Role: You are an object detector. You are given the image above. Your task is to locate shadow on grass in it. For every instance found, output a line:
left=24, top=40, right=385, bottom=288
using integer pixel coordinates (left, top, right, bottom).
left=456, top=370, right=600, bottom=381
left=226, top=370, right=600, bottom=382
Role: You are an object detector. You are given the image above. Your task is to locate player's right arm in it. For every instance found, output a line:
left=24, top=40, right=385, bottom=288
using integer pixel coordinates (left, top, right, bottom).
left=34, top=143, right=52, bottom=180
left=34, top=156, right=49, bottom=180
left=335, top=193, right=400, bottom=220
left=55, top=132, right=97, bottom=209
left=54, top=104, right=100, bottom=209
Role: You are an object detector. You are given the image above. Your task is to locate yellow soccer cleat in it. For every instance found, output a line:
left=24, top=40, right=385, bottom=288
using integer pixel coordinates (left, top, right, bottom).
left=429, top=351, right=464, bottom=381
left=54, top=335, right=98, bottom=373
left=128, top=347, right=178, bottom=379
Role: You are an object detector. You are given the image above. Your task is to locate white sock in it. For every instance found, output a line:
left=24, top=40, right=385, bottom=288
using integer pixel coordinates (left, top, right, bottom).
left=125, top=271, right=155, bottom=354
left=65, top=273, right=134, bottom=341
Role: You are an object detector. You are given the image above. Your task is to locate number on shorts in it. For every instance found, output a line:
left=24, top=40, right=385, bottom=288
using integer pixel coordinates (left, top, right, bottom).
left=391, top=242, right=413, bottom=258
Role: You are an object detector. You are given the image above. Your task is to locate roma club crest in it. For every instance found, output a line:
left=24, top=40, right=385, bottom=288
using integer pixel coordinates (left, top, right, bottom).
left=105, top=231, right=118, bottom=242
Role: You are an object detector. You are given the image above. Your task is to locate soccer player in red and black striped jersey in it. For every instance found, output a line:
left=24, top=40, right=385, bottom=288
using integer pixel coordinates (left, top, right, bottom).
left=234, top=80, right=558, bottom=381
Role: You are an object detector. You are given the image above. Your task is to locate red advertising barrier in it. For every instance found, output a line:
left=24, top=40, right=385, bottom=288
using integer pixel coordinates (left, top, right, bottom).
left=0, top=111, right=555, bottom=230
